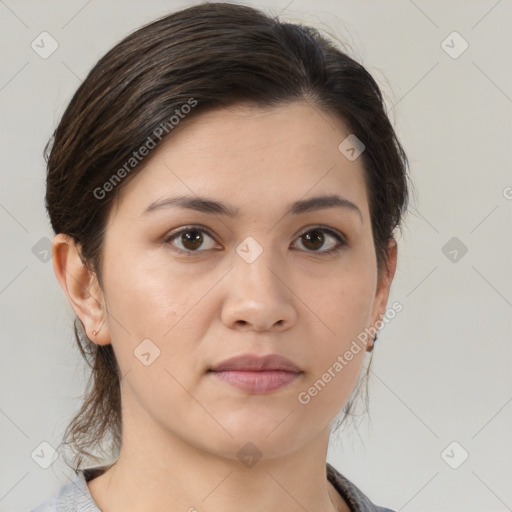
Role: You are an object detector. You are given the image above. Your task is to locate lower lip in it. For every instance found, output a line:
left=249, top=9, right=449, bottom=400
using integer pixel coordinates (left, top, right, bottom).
left=209, top=370, right=301, bottom=393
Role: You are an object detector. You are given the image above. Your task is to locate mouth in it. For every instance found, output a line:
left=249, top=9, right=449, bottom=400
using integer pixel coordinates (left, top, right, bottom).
left=208, top=369, right=302, bottom=393
left=208, top=353, right=303, bottom=393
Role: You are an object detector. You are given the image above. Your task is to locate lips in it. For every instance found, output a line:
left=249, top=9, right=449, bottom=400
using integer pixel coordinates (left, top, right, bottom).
left=208, top=353, right=303, bottom=393
left=209, top=353, right=302, bottom=373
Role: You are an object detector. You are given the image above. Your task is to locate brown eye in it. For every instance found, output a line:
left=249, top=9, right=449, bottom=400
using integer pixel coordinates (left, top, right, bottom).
left=164, top=225, right=347, bottom=255
left=293, top=227, right=347, bottom=254
left=164, top=227, right=218, bottom=253
left=179, top=230, right=204, bottom=251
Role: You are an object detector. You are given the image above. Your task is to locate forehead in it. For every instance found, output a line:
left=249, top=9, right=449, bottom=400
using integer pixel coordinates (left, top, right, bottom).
left=112, top=100, right=370, bottom=223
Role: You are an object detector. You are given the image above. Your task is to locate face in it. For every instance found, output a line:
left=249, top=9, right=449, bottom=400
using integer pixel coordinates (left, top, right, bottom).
left=58, top=100, right=396, bottom=461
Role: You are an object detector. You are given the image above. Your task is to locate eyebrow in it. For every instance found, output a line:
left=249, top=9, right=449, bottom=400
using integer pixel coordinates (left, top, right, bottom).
left=141, top=194, right=363, bottom=222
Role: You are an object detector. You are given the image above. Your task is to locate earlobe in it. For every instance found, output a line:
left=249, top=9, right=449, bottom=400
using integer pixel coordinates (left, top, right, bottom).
left=51, top=233, right=110, bottom=345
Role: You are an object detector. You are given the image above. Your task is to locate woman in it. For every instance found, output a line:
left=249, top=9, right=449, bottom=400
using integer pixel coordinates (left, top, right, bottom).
left=31, top=2, right=409, bottom=511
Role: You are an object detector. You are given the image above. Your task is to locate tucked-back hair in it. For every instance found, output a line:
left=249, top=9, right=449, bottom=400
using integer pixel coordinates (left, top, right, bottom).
left=45, top=1, right=409, bottom=470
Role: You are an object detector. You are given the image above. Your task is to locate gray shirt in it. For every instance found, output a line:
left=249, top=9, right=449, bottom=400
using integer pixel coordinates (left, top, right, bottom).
left=30, top=463, right=395, bottom=512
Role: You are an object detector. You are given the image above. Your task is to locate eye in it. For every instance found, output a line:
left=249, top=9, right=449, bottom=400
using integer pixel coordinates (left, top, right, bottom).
left=164, top=225, right=347, bottom=255
left=164, top=226, right=219, bottom=254
left=291, top=226, right=347, bottom=254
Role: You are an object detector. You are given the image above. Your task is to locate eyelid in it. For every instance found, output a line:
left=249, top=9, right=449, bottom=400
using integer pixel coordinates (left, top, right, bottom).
left=295, top=224, right=347, bottom=243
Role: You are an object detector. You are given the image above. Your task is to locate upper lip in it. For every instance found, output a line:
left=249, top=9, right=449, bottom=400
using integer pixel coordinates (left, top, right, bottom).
left=209, top=354, right=302, bottom=373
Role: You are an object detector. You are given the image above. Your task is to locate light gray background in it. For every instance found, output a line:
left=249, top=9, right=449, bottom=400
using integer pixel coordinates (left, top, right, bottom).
left=1, top=1, right=511, bottom=511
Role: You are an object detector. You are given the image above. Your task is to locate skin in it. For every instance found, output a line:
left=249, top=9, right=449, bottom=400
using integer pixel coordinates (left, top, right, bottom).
left=52, top=100, right=397, bottom=512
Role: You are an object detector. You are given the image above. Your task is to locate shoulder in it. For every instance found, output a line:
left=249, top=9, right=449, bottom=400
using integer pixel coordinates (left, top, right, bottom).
left=29, top=470, right=101, bottom=512
left=327, top=463, right=395, bottom=512
left=30, top=496, right=58, bottom=512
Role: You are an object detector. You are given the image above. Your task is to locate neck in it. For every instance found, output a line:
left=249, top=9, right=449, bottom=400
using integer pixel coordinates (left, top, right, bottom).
left=86, top=413, right=348, bottom=512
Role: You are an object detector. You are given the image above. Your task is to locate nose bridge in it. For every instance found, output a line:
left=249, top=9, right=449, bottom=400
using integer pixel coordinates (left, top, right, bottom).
left=233, top=234, right=283, bottom=295
left=221, top=233, right=297, bottom=331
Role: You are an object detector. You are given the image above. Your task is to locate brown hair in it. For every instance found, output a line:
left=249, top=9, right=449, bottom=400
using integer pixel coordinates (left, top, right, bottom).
left=45, top=2, right=410, bottom=470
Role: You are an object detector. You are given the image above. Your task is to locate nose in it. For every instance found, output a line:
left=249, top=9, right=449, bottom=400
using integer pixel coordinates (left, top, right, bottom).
left=220, top=245, right=297, bottom=332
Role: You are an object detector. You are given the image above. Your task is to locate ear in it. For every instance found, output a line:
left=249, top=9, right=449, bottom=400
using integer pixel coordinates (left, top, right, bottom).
left=366, top=238, right=398, bottom=352
left=51, top=233, right=110, bottom=345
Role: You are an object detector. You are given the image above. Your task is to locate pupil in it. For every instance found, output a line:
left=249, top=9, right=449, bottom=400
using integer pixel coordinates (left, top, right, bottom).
left=183, top=231, right=203, bottom=250
left=303, top=230, right=324, bottom=250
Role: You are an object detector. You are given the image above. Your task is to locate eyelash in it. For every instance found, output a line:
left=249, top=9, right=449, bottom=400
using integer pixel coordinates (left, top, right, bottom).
left=163, top=225, right=348, bottom=256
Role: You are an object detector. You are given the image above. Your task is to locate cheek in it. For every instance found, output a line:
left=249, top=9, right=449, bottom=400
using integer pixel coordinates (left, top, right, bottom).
left=296, top=275, right=373, bottom=422
left=103, top=249, right=193, bottom=335
left=308, top=286, right=372, bottom=384
left=313, top=254, right=377, bottom=347
left=102, top=248, right=217, bottom=380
